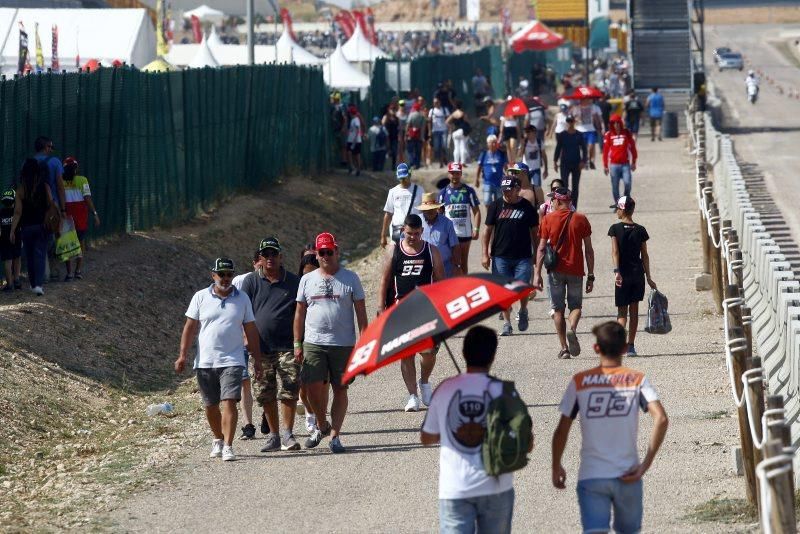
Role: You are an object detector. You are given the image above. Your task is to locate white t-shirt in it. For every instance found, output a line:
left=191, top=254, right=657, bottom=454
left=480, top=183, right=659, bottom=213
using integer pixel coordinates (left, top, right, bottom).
left=347, top=116, right=362, bottom=144
left=296, top=268, right=365, bottom=347
left=422, top=373, right=514, bottom=499
left=554, top=112, right=569, bottom=134
left=185, top=285, right=255, bottom=369
left=574, top=104, right=599, bottom=133
left=428, top=107, right=450, bottom=133
left=527, top=106, right=546, bottom=131
left=558, top=366, right=659, bottom=481
left=384, top=183, right=424, bottom=229
left=232, top=272, right=250, bottom=290
left=522, top=139, right=543, bottom=171
left=501, top=116, right=518, bottom=128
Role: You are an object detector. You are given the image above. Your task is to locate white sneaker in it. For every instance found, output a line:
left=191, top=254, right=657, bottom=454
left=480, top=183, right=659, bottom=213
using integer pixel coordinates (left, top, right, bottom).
left=404, top=394, right=420, bottom=412
left=209, top=439, right=224, bottom=458
left=222, top=445, right=236, bottom=461
left=32, top=286, right=44, bottom=296
left=305, top=413, right=317, bottom=433
left=419, top=380, right=433, bottom=406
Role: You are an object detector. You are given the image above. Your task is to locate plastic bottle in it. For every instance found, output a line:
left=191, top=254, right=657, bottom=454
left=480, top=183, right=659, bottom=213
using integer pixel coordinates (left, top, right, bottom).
left=145, top=402, right=174, bottom=417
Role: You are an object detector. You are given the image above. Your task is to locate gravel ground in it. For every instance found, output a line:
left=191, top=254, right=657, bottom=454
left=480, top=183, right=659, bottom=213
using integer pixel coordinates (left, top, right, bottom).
left=109, top=138, right=749, bottom=532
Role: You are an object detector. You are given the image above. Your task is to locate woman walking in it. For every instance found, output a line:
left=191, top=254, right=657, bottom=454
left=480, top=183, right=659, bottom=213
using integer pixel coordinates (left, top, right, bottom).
left=608, top=196, right=657, bottom=357
left=10, top=159, right=55, bottom=296
left=446, top=100, right=470, bottom=165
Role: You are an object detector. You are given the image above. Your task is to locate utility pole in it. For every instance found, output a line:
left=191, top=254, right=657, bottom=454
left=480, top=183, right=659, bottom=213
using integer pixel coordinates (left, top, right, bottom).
left=246, top=0, right=254, bottom=65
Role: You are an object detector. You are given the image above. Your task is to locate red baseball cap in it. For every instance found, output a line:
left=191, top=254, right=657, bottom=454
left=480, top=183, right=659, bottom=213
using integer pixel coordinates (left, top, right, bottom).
left=315, top=232, right=337, bottom=251
left=447, top=162, right=462, bottom=173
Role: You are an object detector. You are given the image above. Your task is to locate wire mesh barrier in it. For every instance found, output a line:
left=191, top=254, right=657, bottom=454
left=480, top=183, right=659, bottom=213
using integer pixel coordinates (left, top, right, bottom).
left=687, top=103, right=798, bottom=533
left=0, top=66, right=330, bottom=237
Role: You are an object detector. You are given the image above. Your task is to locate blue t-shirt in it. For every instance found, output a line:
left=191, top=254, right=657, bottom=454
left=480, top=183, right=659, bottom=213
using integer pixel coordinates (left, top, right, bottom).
left=646, top=93, right=664, bottom=119
left=34, top=154, right=64, bottom=208
left=478, top=150, right=507, bottom=187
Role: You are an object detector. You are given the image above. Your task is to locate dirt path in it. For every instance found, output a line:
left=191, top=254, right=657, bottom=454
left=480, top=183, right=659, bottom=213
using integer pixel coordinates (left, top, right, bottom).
left=106, top=138, right=751, bottom=533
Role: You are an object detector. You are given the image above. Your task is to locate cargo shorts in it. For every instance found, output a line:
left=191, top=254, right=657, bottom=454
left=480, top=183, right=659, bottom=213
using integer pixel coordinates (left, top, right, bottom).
left=255, top=351, right=301, bottom=405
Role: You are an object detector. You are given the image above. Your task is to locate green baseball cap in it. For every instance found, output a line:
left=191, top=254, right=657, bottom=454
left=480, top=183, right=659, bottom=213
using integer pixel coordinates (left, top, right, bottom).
left=1, top=188, right=14, bottom=204
left=211, top=257, right=235, bottom=272
left=258, top=237, right=281, bottom=253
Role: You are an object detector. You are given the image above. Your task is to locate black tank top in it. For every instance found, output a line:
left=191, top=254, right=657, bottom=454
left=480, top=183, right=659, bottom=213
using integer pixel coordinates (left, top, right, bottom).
left=392, top=240, right=434, bottom=301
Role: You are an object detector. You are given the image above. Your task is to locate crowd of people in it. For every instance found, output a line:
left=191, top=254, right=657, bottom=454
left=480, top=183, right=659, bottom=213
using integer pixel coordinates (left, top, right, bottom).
left=1, top=136, right=101, bottom=295
left=178, top=104, right=669, bottom=530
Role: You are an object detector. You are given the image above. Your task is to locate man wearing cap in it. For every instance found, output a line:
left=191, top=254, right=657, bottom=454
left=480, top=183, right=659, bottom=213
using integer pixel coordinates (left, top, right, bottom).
left=417, top=192, right=460, bottom=277
left=176, top=258, right=263, bottom=462
left=602, top=114, right=638, bottom=209
left=240, top=238, right=303, bottom=452
left=534, top=188, right=595, bottom=359
left=553, top=116, right=588, bottom=208
left=368, top=116, right=388, bottom=172
left=378, top=214, right=446, bottom=412
left=507, top=162, right=542, bottom=209
left=381, top=163, right=425, bottom=248
left=438, top=162, right=480, bottom=274
left=294, top=233, right=368, bottom=453
left=481, top=176, right=539, bottom=336
left=476, top=134, right=508, bottom=205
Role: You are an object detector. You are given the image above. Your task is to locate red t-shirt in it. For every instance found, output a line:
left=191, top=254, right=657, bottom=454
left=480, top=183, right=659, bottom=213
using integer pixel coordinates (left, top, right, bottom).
left=539, top=208, right=592, bottom=277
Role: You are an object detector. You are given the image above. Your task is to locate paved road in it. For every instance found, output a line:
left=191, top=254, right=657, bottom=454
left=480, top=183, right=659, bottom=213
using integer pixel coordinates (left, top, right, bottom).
left=110, top=138, right=744, bottom=532
left=706, top=24, right=800, bottom=249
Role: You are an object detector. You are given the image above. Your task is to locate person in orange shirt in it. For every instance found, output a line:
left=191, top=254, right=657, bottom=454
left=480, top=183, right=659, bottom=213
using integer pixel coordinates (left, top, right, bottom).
left=533, top=187, right=594, bottom=360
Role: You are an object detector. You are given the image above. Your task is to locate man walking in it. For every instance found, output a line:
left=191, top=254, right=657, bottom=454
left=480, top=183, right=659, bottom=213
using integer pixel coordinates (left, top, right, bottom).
left=368, top=116, right=388, bottom=172
left=645, top=87, right=664, bottom=142
left=623, top=89, right=643, bottom=140
left=381, top=163, right=424, bottom=248
left=240, top=237, right=303, bottom=452
left=428, top=97, right=450, bottom=168
left=438, top=162, right=480, bottom=275
left=294, top=233, right=368, bottom=453
left=481, top=176, right=539, bottom=336
left=476, top=134, right=508, bottom=205
left=553, top=117, right=587, bottom=208
left=552, top=321, right=669, bottom=533
left=175, top=258, right=263, bottom=462
left=406, top=102, right=426, bottom=169
left=418, top=193, right=460, bottom=277
left=602, top=114, right=638, bottom=209
left=34, top=136, right=66, bottom=281
left=534, top=187, right=594, bottom=359
left=421, top=326, right=531, bottom=534
left=572, top=99, right=603, bottom=169
left=378, top=214, right=445, bottom=412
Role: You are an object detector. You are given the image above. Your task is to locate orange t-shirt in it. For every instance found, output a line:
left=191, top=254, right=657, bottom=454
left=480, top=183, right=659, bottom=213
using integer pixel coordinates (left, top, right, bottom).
left=539, top=208, right=592, bottom=276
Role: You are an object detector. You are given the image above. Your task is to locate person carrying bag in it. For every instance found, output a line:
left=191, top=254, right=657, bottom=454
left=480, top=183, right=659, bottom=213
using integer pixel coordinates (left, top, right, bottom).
left=543, top=212, right=574, bottom=272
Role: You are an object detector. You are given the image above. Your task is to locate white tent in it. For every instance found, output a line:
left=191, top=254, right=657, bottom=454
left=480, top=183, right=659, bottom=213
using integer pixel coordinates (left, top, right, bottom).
left=341, top=24, right=387, bottom=63
left=320, top=0, right=381, bottom=10
left=0, top=8, right=155, bottom=75
left=207, top=25, right=223, bottom=48
left=167, top=43, right=277, bottom=67
left=188, top=35, right=219, bottom=68
left=275, top=31, right=322, bottom=66
left=182, top=4, right=225, bottom=24
left=323, top=43, right=370, bottom=91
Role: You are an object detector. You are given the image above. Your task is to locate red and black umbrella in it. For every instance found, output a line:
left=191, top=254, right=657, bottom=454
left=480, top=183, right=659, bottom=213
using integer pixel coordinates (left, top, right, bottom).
left=342, top=274, right=534, bottom=384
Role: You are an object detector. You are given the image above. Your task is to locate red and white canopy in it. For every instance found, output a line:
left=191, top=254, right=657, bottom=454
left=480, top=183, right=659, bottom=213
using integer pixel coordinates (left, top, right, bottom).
left=509, top=20, right=565, bottom=53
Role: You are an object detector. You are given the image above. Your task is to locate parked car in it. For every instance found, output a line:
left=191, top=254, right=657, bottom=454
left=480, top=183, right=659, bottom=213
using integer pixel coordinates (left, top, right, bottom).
left=718, top=52, right=744, bottom=71
left=713, top=47, right=731, bottom=64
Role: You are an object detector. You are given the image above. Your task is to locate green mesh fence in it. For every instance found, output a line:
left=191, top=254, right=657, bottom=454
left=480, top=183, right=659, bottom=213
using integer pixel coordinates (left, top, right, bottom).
left=0, top=65, right=330, bottom=237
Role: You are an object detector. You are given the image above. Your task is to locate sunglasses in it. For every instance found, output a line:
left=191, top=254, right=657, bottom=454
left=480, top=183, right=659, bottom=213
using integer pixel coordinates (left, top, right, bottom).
left=215, top=272, right=234, bottom=279
left=318, top=249, right=335, bottom=257
left=259, top=249, right=279, bottom=258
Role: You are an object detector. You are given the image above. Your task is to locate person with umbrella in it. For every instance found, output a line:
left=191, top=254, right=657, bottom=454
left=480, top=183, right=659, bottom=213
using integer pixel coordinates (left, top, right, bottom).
left=294, top=233, right=368, bottom=453
left=378, top=214, right=446, bottom=412
left=481, top=176, right=539, bottom=336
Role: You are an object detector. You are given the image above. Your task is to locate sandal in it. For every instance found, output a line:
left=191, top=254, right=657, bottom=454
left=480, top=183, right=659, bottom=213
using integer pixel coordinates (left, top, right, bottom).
left=558, top=349, right=571, bottom=360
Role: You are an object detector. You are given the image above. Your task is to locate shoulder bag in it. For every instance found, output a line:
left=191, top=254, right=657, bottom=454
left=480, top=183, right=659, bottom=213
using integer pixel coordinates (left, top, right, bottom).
left=543, top=212, right=574, bottom=272
left=391, top=184, right=418, bottom=243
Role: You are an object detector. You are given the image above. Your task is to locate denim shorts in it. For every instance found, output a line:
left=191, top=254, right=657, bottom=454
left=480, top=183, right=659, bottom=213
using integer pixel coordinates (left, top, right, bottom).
left=548, top=271, right=583, bottom=311
left=492, top=256, right=532, bottom=284
left=439, top=488, right=514, bottom=534
left=577, top=478, right=643, bottom=534
left=242, top=350, right=250, bottom=380
left=483, top=184, right=503, bottom=205
left=529, top=168, right=542, bottom=187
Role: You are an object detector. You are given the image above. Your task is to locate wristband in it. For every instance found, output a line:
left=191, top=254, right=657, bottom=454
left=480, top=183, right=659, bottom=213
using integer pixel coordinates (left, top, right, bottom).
left=293, top=341, right=302, bottom=348
left=587, top=274, right=595, bottom=282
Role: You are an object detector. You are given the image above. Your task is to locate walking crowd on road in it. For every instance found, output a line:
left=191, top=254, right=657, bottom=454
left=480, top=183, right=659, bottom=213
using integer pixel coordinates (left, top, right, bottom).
left=177, top=86, right=672, bottom=534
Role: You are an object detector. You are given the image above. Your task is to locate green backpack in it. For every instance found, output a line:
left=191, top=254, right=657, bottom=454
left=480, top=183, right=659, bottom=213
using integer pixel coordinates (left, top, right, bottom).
left=482, top=380, right=533, bottom=476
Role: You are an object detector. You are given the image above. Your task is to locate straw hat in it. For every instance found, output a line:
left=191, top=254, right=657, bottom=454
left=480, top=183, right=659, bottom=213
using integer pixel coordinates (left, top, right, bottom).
left=417, top=192, right=443, bottom=211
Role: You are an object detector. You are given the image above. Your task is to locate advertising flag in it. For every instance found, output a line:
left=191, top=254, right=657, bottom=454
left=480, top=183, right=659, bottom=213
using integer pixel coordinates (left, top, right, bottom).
left=51, top=25, right=59, bottom=71
left=17, top=22, right=29, bottom=74
left=190, top=15, right=202, bottom=43
left=280, top=8, right=297, bottom=41
left=35, top=22, right=44, bottom=72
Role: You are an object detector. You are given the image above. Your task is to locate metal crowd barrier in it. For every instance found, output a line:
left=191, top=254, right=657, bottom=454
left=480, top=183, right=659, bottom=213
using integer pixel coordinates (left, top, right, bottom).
left=686, top=107, right=798, bottom=533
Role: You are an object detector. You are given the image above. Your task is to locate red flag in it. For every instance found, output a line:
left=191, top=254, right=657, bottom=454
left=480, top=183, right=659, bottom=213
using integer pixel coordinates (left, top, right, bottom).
left=334, top=11, right=355, bottom=39
left=190, top=14, right=202, bottom=44
left=365, top=8, right=378, bottom=45
left=280, top=8, right=297, bottom=42
left=51, top=25, right=59, bottom=71
left=352, top=10, right=368, bottom=39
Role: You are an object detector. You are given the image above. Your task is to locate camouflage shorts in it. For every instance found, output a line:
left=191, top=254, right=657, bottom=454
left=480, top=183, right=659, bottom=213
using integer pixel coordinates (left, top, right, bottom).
left=255, top=351, right=301, bottom=405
